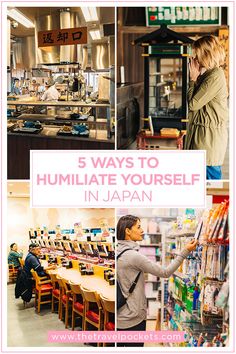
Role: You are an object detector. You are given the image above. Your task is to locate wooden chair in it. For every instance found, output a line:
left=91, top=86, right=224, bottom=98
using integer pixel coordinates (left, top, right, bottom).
left=48, top=272, right=60, bottom=314
left=56, top=276, right=73, bottom=328
left=80, top=286, right=103, bottom=331
left=100, top=295, right=115, bottom=331
left=31, top=270, right=53, bottom=313
left=56, top=276, right=64, bottom=320
left=70, top=283, right=84, bottom=330
left=8, top=264, right=18, bottom=282
left=100, top=295, right=115, bottom=346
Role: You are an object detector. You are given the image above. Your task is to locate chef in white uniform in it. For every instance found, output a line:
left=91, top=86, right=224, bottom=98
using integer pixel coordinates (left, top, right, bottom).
left=41, top=78, right=60, bottom=101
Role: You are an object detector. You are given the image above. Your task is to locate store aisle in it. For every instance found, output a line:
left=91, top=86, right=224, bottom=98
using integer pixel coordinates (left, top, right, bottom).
left=145, top=321, right=162, bottom=347
left=7, top=284, right=84, bottom=347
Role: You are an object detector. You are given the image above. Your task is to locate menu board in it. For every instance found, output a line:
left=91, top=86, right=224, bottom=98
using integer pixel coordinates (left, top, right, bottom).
left=146, top=7, right=220, bottom=26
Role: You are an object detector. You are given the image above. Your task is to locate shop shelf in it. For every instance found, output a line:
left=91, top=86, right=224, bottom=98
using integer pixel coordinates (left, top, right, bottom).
left=173, top=271, right=190, bottom=279
left=139, top=243, right=162, bottom=247
left=169, top=292, right=201, bottom=322
left=144, top=233, right=162, bottom=235
left=166, top=231, right=195, bottom=238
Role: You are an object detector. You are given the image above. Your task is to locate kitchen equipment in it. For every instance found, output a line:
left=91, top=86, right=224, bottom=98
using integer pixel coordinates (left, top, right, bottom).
left=23, top=120, right=40, bottom=128
left=57, top=125, right=73, bottom=135
left=56, top=108, right=72, bottom=119
left=13, top=127, right=43, bottom=134
left=72, top=124, right=89, bottom=137
left=98, top=74, right=110, bottom=102
left=17, top=114, right=53, bottom=120
left=47, top=107, right=56, bottom=116
left=7, top=122, right=16, bottom=131
left=70, top=113, right=81, bottom=120
left=75, top=114, right=89, bottom=121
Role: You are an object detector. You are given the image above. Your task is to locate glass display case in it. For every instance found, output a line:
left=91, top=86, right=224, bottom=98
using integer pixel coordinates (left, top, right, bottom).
left=135, top=25, right=193, bottom=133
left=7, top=100, right=112, bottom=139
left=149, top=57, right=183, bottom=119
left=7, top=100, right=114, bottom=179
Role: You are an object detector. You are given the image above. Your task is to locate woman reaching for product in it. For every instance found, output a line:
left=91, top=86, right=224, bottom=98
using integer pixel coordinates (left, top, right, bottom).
left=117, top=215, right=198, bottom=347
left=185, top=35, right=228, bottom=180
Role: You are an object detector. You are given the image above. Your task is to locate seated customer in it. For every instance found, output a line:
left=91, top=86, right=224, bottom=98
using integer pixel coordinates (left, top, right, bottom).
left=24, top=243, right=47, bottom=278
left=8, top=243, right=23, bottom=269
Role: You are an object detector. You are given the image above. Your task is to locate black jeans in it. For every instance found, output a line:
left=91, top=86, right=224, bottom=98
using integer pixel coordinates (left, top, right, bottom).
left=117, top=320, right=147, bottom=347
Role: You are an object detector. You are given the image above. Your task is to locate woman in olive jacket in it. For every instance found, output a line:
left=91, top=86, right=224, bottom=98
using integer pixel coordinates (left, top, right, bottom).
left=117, top=215, right=198, bottom=347
left=185, top=35, right=228, bottom=180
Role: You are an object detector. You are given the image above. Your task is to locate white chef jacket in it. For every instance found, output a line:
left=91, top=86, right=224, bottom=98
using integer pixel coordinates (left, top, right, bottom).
left=41, top=85, right=60, bottom=101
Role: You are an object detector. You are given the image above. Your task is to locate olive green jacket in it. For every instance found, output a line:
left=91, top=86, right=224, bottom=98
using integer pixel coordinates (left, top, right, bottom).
left=184, top=67, right=228, bottom=166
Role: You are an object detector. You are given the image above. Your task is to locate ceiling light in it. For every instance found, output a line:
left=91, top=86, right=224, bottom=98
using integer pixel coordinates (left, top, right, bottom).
left=7, top=8, right=34, bottom=28
left=89, top=30, right=101, bottom=40
left=81, top=7, right=98, bottom=22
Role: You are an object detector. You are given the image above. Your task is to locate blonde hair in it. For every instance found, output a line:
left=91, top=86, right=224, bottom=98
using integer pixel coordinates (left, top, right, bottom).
left=193, top=35, right=225, bottom=70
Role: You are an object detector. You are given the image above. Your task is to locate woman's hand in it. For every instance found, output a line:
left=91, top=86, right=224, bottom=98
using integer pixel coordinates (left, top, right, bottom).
left=185, top=239, right=198, bottom=252
left=189, top=58, right=200, bottom=82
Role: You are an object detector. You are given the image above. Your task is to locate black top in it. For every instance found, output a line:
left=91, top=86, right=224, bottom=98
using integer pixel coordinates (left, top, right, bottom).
left=24, top=252, right=46, bottom=277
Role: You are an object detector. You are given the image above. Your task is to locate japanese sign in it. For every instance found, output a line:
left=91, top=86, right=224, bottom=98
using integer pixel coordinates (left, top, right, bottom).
left=38, top=27, right=87, bottom=47
left=146, top=7, right=220, bottom=26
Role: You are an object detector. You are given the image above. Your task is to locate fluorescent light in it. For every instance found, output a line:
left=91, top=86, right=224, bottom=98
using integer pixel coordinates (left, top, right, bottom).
left=7, top=8, right=34, bottom=28
left=89, top=30, right=101, bottom=40
left=81, top=7, right=98, bottom=22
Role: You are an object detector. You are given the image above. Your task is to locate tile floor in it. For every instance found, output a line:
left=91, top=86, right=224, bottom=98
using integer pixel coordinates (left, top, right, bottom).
left=7, top=283, right=85, bottom=347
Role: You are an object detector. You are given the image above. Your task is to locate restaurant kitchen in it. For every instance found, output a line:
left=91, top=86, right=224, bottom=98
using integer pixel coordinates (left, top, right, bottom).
left=7, top=7, right=115, bottom=179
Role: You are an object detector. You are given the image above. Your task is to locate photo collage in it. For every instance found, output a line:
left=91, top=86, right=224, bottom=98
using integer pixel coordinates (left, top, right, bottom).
left=3, top=4, right=233, bottom=351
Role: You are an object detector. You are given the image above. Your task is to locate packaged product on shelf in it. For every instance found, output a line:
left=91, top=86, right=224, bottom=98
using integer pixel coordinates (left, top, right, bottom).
left=164, top=201, right=229, bottom=347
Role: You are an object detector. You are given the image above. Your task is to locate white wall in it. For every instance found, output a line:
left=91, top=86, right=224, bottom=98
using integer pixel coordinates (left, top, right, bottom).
left=7, top=196, right=115, bottom=257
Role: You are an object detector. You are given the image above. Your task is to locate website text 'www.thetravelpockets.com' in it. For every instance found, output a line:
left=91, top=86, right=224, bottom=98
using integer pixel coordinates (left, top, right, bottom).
left=48, top=330, right=185, bottom=343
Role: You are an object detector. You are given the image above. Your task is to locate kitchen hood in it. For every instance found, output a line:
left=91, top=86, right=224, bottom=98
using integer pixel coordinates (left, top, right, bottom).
left=35, top=8, right=113, bottom=70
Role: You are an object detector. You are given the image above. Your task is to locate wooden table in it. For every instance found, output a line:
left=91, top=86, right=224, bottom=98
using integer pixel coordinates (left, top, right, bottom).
left=48, top=267, right=115, bottom=301
left=136, top=131, right=185, bottom=150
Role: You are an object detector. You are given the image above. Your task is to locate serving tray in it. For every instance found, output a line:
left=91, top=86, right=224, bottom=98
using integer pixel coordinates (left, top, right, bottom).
left=12, top=127, right=43, bottom=134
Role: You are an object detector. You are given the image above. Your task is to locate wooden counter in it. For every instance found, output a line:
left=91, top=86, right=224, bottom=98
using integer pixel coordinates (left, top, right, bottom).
left=7, top=133, right=114, bottom=179
left=48, top=267, right=115, bottom=301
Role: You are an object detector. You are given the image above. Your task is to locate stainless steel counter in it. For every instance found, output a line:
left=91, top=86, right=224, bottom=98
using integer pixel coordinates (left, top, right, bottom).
left=7, top=100, right=110, bottom=108
left=7, top=100, right=112, bottom=138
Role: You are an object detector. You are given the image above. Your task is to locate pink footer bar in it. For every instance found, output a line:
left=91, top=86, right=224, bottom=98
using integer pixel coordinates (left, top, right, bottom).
left=48, top=330, right=186, bottom=343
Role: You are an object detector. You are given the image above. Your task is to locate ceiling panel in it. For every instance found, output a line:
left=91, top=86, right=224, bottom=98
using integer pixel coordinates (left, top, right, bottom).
left=9, top=7, right=114, bottom=38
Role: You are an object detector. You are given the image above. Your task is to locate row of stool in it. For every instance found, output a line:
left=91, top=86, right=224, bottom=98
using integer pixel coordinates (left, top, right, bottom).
left=31, top=270, right=115, bottom=344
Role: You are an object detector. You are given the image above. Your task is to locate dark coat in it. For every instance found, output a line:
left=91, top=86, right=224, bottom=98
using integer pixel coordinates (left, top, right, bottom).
left=15, top=268, right=33, bottom=302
